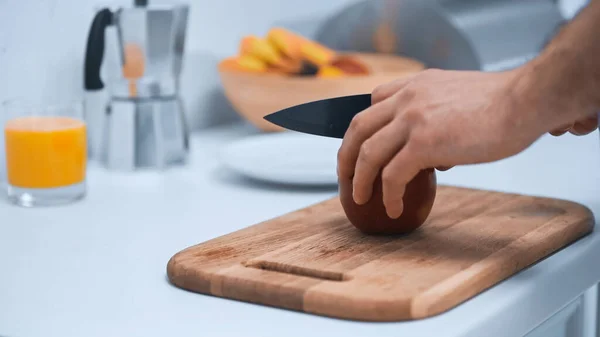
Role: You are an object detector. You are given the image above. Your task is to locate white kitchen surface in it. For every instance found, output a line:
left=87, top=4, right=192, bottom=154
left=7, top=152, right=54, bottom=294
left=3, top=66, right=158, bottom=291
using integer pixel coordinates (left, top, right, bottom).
left=0, top=122, right=599, bottom=337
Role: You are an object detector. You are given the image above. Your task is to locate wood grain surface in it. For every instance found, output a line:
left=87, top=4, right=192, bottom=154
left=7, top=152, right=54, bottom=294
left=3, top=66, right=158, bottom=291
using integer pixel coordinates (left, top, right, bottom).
left=167, top=185, right=594, bottom=321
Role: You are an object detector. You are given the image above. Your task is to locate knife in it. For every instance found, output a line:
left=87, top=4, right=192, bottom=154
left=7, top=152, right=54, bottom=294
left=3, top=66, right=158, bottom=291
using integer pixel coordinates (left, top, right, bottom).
left=263, top=94, right=372, bottom=139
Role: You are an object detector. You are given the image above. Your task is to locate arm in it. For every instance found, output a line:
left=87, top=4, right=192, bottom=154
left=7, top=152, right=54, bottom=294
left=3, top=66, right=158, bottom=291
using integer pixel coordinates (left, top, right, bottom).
left=516, top=0, right=600, bottom=134
left=336, top=0, right=600, bottom=219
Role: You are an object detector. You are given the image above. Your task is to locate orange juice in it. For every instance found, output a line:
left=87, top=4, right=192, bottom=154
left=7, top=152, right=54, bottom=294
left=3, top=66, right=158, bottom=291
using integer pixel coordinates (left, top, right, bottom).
left=4, top=116, right=87, bottom=189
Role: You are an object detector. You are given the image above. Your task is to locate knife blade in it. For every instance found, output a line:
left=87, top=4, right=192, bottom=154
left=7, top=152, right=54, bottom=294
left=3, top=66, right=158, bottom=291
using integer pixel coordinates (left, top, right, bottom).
left=263, top=94, right=372, bottom=139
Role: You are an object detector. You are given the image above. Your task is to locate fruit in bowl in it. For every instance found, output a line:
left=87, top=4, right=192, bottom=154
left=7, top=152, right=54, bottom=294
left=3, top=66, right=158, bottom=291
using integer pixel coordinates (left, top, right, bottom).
left=217, top=27, right=426, bottom=132
left=220, top=28, right=370, bottom=78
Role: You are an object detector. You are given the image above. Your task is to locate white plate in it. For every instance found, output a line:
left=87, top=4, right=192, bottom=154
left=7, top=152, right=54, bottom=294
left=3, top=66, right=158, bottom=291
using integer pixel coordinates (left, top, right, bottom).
left=218, top=132, right=342, bottom=185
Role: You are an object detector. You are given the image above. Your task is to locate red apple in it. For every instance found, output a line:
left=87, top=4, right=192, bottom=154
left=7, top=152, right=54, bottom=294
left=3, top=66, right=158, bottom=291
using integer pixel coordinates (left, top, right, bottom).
left=339, top=169, right=437, bottom=235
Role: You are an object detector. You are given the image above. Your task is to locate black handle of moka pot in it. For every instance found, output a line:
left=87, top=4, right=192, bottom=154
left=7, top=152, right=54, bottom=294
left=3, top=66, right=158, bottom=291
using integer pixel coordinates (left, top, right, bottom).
left=83, top=8, right=114, bottom=91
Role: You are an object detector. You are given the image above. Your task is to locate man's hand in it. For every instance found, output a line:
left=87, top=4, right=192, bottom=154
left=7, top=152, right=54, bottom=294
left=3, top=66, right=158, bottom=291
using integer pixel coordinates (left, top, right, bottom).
left=336, top=68, right=547, bottom=219
left=337, top=0, right=600, bottom=220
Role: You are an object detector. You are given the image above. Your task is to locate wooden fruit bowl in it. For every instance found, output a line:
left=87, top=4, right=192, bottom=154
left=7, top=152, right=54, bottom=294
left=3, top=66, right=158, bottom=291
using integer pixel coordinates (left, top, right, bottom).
left=217, top=52, right=426, bottom=132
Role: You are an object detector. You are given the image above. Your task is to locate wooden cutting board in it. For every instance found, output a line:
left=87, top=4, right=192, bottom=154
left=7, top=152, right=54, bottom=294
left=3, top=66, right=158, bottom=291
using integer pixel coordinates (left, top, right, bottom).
left=167, top=185, right=594, bottom=322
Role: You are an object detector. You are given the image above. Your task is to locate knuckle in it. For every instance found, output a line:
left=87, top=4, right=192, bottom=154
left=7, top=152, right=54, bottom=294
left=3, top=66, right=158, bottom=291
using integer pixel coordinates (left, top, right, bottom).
left=400, top=84, right=418, bottom=101
left=371, top=85, right=387, bottom=103
left=348, top=113, right=367, bottom=134
left=401, top=108, right=425, bottom=125
left=381, top=168, right=399, bottom=188
left=337, top=146, right=350, bottom=166
left=358, top=141, right=376, bottom=166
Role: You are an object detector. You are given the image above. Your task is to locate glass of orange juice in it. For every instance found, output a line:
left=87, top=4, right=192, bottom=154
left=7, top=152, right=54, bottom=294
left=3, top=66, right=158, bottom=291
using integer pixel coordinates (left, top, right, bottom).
left=2, top=100, right=87, bottom=207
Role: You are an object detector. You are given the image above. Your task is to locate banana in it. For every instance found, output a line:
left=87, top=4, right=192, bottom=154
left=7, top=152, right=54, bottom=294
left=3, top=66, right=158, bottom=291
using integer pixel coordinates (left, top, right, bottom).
left=220, top=55, right=267, bottom=73
left=239, top=35, right=282, bottom=65
left=267, top=27, right=302, bottom=60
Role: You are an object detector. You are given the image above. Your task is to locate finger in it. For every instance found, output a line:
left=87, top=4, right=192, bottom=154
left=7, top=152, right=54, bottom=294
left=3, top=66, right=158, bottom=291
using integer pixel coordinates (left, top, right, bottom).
left=550, top=123, right=572, bottom=136
left=549, top=130, right=567, bottom=136
left=371, top=74, right=416, bottom=105
left=337, top=95, right=398, bottom=180
left=381, top=144, right=422, bottom=219
left=549, top=124, right=572, bottom=136
left=352, top=117, right=408, bottom=205
left=436, top=166, right=453, bottom=171
left=570, top=114, right=598, bottom=135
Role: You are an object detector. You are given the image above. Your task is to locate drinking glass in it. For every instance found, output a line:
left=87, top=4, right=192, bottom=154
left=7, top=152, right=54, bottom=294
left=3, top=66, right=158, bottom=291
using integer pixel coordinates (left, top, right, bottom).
left=2, top=100, right=87, bottom=207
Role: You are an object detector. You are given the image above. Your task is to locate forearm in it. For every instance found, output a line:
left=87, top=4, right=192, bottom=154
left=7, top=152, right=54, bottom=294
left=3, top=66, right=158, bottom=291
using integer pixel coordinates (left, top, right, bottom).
left=513, top=0, right=600, bottom=134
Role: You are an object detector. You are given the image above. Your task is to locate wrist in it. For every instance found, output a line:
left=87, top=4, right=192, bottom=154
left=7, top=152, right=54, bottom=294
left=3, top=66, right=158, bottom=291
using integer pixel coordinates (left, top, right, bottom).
left=499, top=66, right=550, bottom=138
left=508, top=52, right=600, bottom=135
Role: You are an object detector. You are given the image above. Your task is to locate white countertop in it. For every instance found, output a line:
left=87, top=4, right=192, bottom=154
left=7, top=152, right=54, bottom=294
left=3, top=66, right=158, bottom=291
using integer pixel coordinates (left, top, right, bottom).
left=1, top=122, right=600, bottom=337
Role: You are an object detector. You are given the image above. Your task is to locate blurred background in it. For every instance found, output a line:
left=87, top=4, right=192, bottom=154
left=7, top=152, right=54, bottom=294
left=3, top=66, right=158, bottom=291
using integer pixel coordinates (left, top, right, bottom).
left=0, top=0, right=594, bottom=182
left=0, top=0, right=589, bottom=132
left=0, top=0, right=357, bottom=130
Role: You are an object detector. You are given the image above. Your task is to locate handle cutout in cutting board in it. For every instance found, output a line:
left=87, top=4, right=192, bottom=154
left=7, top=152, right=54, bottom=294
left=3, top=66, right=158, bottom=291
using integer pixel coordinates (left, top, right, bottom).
left=243, top=260, right=351, bottom=282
